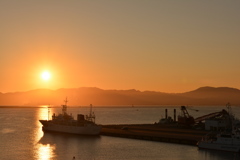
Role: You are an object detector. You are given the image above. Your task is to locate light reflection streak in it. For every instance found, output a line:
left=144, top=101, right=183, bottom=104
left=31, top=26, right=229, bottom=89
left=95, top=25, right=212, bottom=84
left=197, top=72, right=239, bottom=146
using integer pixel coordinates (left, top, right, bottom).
left=35, top=106, right=49, bottom=143
left=37, top=144, right=55, bottom=160
left=39, top=105, right=50, bottom=121
left=35, top=106, right=56, bottom=160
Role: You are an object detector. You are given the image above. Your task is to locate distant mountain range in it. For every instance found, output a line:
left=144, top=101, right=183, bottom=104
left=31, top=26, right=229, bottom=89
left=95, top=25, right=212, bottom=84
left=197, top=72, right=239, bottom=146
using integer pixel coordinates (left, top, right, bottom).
left=0, top=86, right=240, bottom=106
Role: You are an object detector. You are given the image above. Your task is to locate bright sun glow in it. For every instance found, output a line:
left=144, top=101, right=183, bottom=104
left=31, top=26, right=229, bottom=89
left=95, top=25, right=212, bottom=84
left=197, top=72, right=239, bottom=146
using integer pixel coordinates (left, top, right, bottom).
left=41, top=71, right=51, bottom=81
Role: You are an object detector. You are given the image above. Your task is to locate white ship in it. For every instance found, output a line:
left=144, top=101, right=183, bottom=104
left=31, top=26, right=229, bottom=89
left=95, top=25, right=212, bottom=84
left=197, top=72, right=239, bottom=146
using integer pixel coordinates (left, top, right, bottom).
left=39, top=98, right=102, bottom=135
left=197, top=130, right=240, bottom=152
left=198, top=103, right=240, bottom=152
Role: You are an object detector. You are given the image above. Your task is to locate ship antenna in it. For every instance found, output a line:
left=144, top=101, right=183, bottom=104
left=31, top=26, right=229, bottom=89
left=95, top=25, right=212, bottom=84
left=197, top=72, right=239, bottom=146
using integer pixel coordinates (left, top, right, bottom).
left=86, top=104, right=95, bottom=123
left=62, top=97, right=68, bottom=115
left=48, top=105, right=50, bottom=120
left=64, top=97, right=68, bottom=105
left=90, top=104, right=92, bottom=116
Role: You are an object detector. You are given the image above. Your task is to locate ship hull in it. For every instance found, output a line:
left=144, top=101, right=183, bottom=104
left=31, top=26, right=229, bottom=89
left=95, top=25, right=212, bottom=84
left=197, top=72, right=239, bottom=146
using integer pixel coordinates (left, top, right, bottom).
left=198, top=141, right=240, bottom=152
left=39, top=120, right=102, bottom=135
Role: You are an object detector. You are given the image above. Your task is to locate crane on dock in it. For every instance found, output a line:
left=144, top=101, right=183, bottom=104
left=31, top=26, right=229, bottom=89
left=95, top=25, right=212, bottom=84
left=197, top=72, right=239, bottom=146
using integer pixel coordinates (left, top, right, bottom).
left=194, top=109, right=229, bottom=123
left=178, top=105, right=229, bottom=125
left=178, top=106, right=196, bottom=126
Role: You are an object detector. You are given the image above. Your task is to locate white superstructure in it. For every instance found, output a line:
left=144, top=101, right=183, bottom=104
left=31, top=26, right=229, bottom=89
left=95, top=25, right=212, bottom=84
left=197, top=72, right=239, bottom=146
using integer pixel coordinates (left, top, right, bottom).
left=39, top=98, right=102, bottom=135
left=198, top=103, right=240, bottom=152
left=197, top=131, right=240, bottom=152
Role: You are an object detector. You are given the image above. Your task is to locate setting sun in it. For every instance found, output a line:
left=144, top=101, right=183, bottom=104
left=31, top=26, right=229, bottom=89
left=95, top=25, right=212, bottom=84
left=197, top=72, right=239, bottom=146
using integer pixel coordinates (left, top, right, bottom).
left=41, top=71, right=51, bottom=81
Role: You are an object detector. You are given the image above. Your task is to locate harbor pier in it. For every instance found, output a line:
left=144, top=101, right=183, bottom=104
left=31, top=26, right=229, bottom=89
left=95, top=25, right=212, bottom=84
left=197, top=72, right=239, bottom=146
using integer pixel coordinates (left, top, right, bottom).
left=100, top=124, right=209, bottom=145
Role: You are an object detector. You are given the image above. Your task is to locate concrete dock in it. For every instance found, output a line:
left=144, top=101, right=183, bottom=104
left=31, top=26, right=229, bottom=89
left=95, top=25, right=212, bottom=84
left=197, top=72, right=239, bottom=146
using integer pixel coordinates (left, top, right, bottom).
left=100, top=124, right=210, bottom=145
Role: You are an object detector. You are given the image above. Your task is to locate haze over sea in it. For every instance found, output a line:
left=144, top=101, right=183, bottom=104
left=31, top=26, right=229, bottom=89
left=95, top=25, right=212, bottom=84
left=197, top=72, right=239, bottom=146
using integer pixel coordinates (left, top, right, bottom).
left=1, top=1, right=240, bottom=159
left=1, top=105, right=240, bottom=160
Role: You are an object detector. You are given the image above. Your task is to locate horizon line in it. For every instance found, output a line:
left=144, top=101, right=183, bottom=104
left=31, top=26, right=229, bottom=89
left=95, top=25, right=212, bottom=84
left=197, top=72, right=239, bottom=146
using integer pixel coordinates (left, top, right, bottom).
left=1, top=86, right=239, bottom=94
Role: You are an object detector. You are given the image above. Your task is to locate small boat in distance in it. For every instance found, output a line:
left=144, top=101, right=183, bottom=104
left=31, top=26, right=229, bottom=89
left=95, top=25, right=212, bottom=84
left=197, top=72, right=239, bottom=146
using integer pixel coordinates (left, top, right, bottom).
left=39, top=98, right=102, bottom=135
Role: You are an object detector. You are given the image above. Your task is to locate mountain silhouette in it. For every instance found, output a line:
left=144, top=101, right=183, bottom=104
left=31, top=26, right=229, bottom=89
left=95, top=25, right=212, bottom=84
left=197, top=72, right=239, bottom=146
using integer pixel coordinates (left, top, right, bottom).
left=0, top=86, right=239, bottom=106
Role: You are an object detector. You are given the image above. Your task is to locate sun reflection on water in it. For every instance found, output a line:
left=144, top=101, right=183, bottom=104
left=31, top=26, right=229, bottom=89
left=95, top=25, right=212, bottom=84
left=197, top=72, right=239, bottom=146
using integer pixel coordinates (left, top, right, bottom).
left=38, top=105, right=51, bottom=120
left=37, top=144, right=56, bottom=160
left=35, top=106, right=56, bottom=160
left=35, top=106, right=49, bottom=142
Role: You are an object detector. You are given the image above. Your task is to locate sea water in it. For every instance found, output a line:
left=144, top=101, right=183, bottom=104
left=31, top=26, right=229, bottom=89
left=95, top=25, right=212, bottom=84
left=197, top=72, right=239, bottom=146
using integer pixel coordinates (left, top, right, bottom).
left=0, top=106, right=240, bottom=160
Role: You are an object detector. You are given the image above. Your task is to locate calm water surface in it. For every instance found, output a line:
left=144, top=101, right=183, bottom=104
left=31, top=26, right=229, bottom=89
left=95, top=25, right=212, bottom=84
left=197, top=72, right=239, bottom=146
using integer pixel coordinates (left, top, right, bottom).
left=0, top=106, right=240, bottom=160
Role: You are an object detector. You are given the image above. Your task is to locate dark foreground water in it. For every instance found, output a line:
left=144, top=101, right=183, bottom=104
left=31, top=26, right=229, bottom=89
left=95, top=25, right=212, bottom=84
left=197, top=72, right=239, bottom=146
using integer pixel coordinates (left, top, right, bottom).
left=0, top=106, right=240, bottom=160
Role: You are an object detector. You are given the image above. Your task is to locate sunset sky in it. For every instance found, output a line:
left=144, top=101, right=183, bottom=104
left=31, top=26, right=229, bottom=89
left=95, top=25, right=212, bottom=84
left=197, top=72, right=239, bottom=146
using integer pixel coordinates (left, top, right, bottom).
left=1, top=0, right=240, bottom=93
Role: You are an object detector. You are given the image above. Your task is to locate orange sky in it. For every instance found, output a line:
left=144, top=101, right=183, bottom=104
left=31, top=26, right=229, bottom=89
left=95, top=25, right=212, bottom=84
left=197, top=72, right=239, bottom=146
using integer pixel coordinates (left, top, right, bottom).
left=1, top=1, right=240, bottom=93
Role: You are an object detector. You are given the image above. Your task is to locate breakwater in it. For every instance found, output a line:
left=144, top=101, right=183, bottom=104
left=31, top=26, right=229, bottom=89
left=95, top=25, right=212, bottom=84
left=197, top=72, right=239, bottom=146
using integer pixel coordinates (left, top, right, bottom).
left=100, top=124, right=210, bottom=145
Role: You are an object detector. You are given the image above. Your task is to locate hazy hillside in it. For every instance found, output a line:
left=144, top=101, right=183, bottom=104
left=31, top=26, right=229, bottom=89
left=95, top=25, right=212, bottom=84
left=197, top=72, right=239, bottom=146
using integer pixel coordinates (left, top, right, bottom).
left=0, top=87, right=240, bottom=106
left=180, top=87, right=240, bottom=105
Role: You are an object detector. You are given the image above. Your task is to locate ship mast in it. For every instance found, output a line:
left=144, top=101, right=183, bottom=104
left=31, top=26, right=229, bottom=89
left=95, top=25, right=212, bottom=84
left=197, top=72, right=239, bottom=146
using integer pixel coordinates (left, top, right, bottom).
left=62, top=97, right=68, bottom=115
left=86, top=104, right=96, bottom=123
left=48, top=106, right=50, bottom=120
